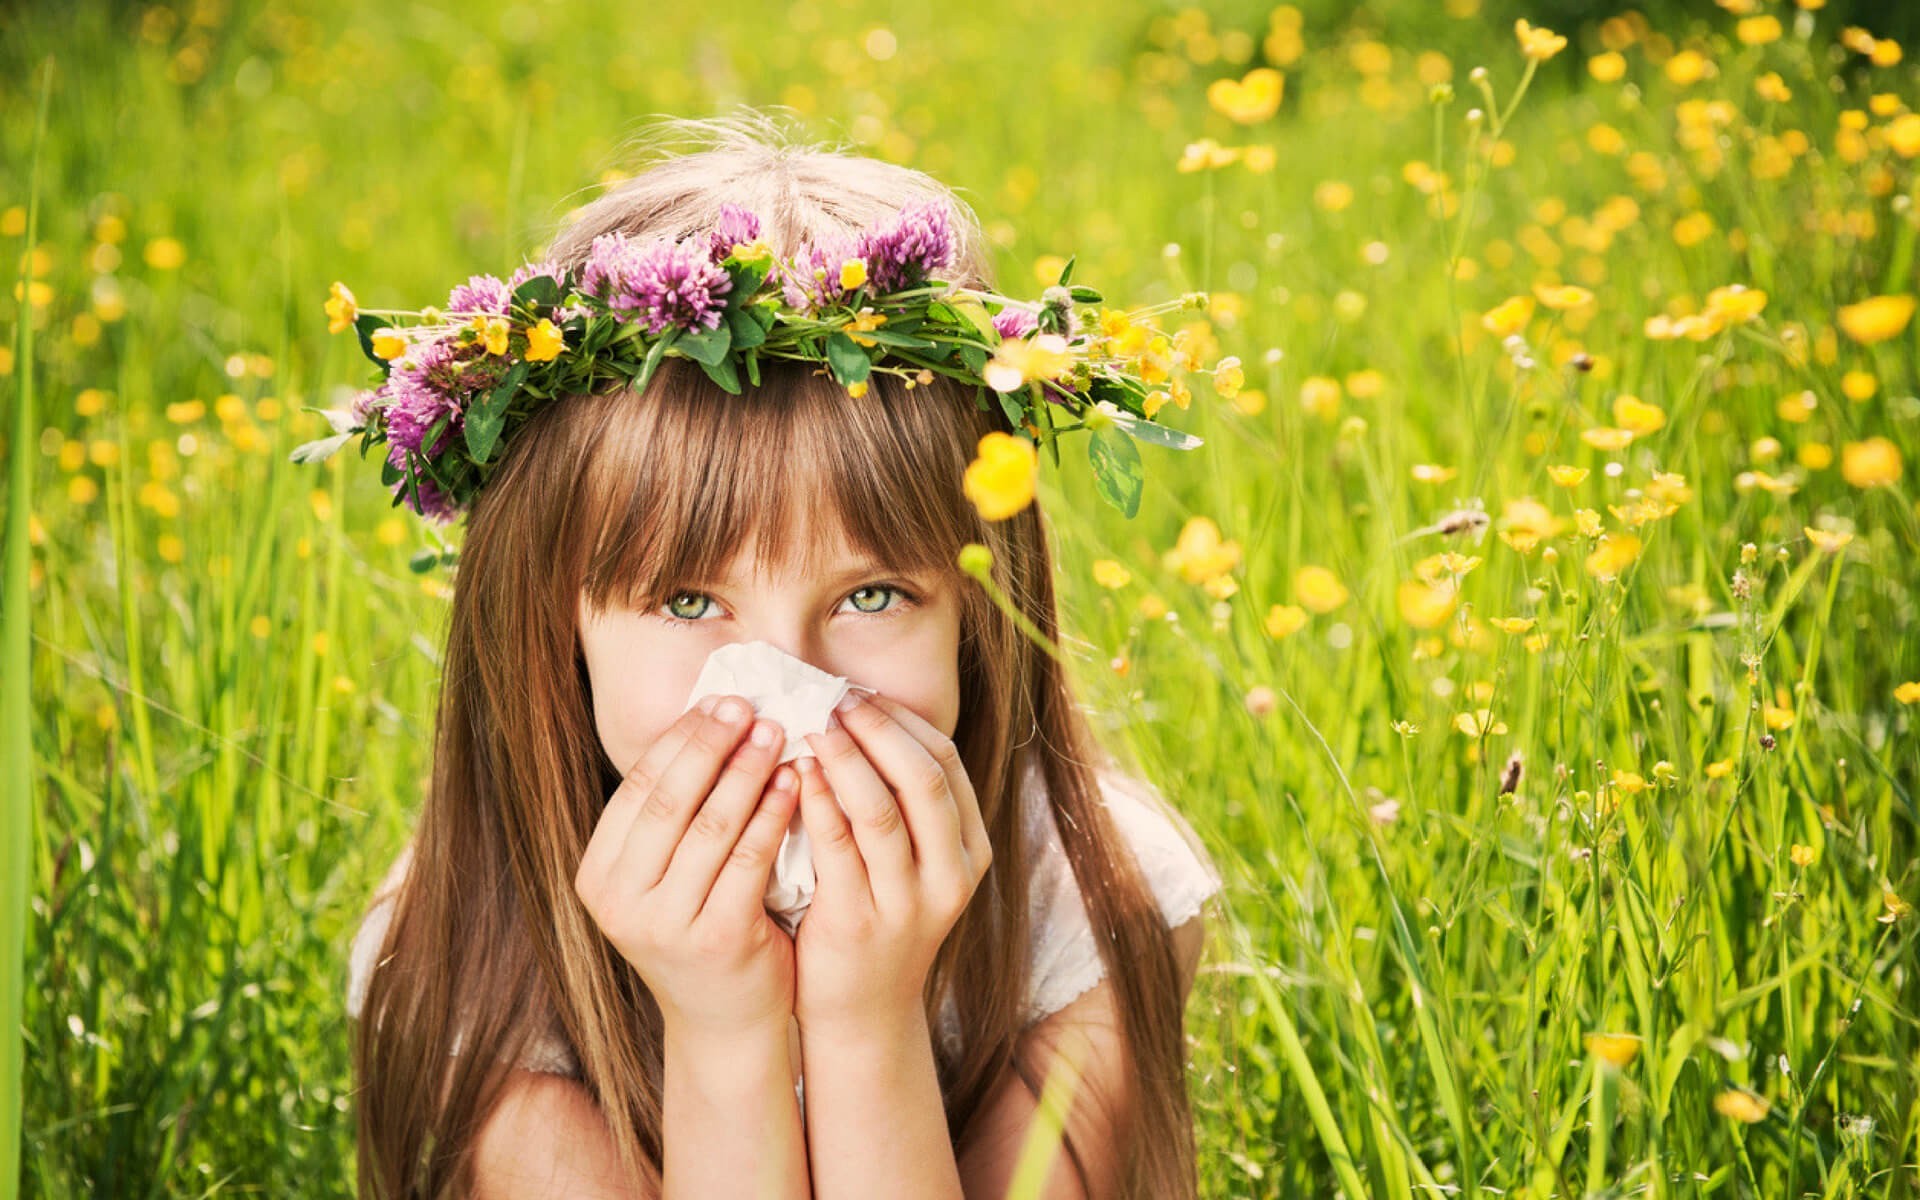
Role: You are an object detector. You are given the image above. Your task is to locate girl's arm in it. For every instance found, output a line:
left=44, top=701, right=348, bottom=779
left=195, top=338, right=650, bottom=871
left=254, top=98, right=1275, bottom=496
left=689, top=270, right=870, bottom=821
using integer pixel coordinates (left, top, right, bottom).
left=471, top=1019, right=808, bottom=1200
left=799, top=912, right=1205, bottom=1200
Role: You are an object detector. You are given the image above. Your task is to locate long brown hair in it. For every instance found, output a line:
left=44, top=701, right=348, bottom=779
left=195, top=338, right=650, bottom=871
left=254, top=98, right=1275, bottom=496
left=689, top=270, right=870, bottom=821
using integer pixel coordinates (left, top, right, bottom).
left=351, top=111, right=1204, bottom=1199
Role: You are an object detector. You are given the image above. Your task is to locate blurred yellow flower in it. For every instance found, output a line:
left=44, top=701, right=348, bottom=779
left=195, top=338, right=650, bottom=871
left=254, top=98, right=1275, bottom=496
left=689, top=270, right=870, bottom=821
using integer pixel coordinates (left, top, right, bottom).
left=1736, top=15, right=1781, bottom=44
left=1314, top=180, right=1354, bottom=212
left=1548, top=465, right=1589, bottom=487
left=1207, top=67, right=1285, bottom=124
left=961, top=432, right=1038, bottom=521
left=1610, top=769, right=1650, bottom=795
left=1665, top=49, right=1709, bottom=86
left=1300, top=375, right=1342, bottom=420
left=1412, top=463, right=1458, bottom=484
left=1092, top=559, right=1132, bottom=589
left=1453, top=709, right=1506, bottom=737
left=1482, top=295, right=1535, bottom=336
left=1164, top=516, right=1242, bottom=584
left=1498, top=496, right=1565, bottom=553
left=1588, top=51, right=1626, bottom=82
left=1705, top=284, right=1767, bottom=323
left=1705, top=759, right=1734, bottom=779
left=1714, top=1088, right=1770, bottom=1123
left=1138, top=593, right=1169, bottom=620
left=1585, top=1032, right=1642, bottom=1068
left=1212, top=356, right=1244, bottom=398
left=1293, top=565, right=1349, bottom=612
left=1841, top=437, right=1903, bottom=488
left=1514, top=19, right=1567, bottom=61
left=144, top=236, right=187, bottom=270
left=1894, top=682, right=1920, bottom=704
left=1532, top=283, right=1593, bottom=310
left=325, top=281, right=357, bottom=334
left=1585, top=533, right=1643, bottom=580
left=1789, top=844, right=1818, bottom=868
left=1754, top=72, right=1792, bottom=103
left=1491, top=616, right=1537, bottom=634
left=1612, top=395, right=1667, bottom=435
left=1804, top=527, right=1853, bottom=554
left=1178, top=138, right=1242, bottom=172
left=1841, top=370, right=1877, bottom=402
left=984, top=332, right=1072, bottom=392
left=1264, top=604, right=1308, bottom=639
left=1836, top=294, right=1915, bottom=344
left=1581, top=426, right=1636, bottom=451
left=1397, top=578, right=1459, bottom=628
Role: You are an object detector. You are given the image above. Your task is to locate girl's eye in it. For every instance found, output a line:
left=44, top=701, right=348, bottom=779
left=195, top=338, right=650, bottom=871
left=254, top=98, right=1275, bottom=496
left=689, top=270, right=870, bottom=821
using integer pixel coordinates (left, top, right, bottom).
left=654, top=583, right=918, bottom=623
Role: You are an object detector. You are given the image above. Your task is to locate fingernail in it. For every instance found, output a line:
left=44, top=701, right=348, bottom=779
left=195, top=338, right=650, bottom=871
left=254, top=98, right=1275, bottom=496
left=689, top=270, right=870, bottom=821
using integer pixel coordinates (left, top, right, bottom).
left=696, top=695, right=719, bottom=715
left=750, top=720, right=779, bottom=748
left=834, top=691, right=862, bottom=714
left=715, top=698, right=748, bottom=725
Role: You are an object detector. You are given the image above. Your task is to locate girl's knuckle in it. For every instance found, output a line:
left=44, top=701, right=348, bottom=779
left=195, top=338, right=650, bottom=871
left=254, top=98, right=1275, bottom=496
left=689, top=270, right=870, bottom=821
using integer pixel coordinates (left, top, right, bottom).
left=688, top=803, right=733, bottom=842
left=912, top=758, right=948, bottom=795
left=862, top=800, right=904, bottom=838
left=932, top=737, right=965, bottom=773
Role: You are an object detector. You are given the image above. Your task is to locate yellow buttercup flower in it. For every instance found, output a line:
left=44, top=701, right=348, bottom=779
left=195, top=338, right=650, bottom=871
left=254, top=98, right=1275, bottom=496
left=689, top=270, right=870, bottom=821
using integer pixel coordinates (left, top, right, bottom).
left=1211, top=356, right=1245, bottom=399
left=1397, top=578, right=1458, bottom=629
left=1482, top=295, right=1535, bottom=337
left=1163, top=517, right=1242, bottom=584
left=1514, top=19, right=1567, bottom=62
left=1491, top=616, right=1537, bottom=634
left=1177, top=138, right=1242, bottom=173
left=325, top=281, right=358, bottom=334
left=1264, top=604, right=1308, bottom=639
left=1713, top=1088, right=1771, bottom=1123
left=482, top=317, right=510, bottom=356
left=1207, top=67, right=1285, bottom=124
left=1836, top=294, right=1915, bottom=344
left=1804, top=527, right=1853, bottom=554
left=1894, top=681, right=1920, bottom=704
left=1585, top=533, right=1643, bottom=580
left=839, top=258, right=869, bottom=291
left=1548, top=465, right=1589, bottom=487
left=983, top=332, right=1072, bottom=392
left=1581, top=426, right=1636, bottom=452
left=1612, top=394, right=1667, bottom=435
left=962, top=432, right=1038, bottom=521
left=844, top=307, right=888, bottom=348
left=1840, top=437, right=1902, bottom=487
left=524, top=318, right=564, bottom=362
left=1532, top=283, right=1593, bottom=310
left=1585, top=1032, right=1642, bottom=1069
left=1091, top=559, right=1132, bottom=590
left=370, top=329, right=408, bottom=361
left=1706, top=284, right=1767, bottom=323
left=1293, top=565, right=1349, bottom=613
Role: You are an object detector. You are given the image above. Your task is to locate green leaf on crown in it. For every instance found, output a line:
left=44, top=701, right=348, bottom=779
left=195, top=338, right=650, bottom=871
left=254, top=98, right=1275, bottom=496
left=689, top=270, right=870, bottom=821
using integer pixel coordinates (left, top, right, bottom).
left=1088, top=422, right=1144, bottom=518
left=699, top=353, right=742, bottom=394
left=722, top=258, right=773, bottom=308
left=677, top=323, right=733, bottom=366
left=289, top=432, right=356, bottom=465
left=1100, top=402, right=1205, bottom=451
left=633, top=328, right=679, bottom=393
left=1068, top=285, right=1103, bottom=304
left=1055, top=255, right=1076, bottom=286
left=465, top=360, right=528, bottom=464
left=725, top=307, right=767, bottom=351
left=825, top=332, right=871, bottom=386
left=511, top=274, right=560, bottom=312
left=354, top=312, right=394, bottom=374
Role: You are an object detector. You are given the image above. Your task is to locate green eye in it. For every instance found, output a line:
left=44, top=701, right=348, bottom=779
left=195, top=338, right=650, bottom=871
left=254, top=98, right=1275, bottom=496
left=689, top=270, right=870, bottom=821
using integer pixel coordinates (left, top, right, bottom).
left=665, top=592, right=711, bottom=620
left=848, top=585, right=899, bottom=614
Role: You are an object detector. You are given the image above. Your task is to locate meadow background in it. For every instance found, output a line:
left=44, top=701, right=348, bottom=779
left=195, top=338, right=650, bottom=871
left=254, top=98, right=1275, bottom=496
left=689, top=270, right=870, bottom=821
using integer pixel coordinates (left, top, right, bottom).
left=4, top=0, right=1920, bottom=1195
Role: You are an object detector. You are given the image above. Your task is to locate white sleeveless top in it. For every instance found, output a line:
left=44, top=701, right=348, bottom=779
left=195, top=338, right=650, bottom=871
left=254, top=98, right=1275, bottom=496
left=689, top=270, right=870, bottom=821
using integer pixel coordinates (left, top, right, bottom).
left=345, top=757, right=1221, bottom=1078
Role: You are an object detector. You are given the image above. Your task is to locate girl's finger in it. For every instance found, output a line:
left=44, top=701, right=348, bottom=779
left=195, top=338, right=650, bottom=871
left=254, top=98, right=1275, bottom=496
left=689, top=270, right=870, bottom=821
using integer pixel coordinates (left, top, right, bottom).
left=793, top=755, right=871, bottom=910
left=804, top=709, right=914, bottom=910
left=835, top=694, right=972, bottom=887
left=613, top=697, right=760, bottom=892
left=698, top=761, right=804, bottom=924
left=856, top=693, right=987, bottom=875
left=577, top=696, right=723, bottom=887
left=649, top=716, right=786, bottom=921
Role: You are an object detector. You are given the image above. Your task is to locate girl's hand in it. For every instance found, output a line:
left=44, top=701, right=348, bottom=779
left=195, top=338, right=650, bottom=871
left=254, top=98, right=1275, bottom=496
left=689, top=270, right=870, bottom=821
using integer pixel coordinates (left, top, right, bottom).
left=792, top=692, right=993, bottom=1035
left=573, top=695, right=803, bottom=1040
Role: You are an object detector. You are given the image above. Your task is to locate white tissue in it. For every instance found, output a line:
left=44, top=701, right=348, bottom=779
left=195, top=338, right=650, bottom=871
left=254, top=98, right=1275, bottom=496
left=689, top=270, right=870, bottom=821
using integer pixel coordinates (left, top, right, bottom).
left=679, top=640, right=872, bottom=933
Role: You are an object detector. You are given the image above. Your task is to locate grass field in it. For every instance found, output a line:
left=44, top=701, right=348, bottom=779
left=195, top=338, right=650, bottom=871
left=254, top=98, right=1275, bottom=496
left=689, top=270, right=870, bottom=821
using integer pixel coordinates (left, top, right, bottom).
left=4, top=0, right=1920, bottom=1195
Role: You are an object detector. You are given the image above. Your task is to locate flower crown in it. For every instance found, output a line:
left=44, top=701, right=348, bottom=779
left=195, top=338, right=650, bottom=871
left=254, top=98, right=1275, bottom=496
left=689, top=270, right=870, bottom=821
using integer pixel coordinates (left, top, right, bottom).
left=297, top=200, right=1208, bottom=565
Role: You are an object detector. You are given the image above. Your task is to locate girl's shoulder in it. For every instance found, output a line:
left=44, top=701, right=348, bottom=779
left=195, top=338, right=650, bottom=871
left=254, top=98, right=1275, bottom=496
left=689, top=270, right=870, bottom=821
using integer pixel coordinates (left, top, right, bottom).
left=997, top=755, right=1224, bottom=1032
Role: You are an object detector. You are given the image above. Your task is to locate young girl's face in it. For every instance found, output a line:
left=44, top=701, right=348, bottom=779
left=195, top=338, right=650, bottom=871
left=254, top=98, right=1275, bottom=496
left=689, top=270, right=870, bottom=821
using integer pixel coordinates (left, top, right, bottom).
left=576, top=519, right=962, bottom=777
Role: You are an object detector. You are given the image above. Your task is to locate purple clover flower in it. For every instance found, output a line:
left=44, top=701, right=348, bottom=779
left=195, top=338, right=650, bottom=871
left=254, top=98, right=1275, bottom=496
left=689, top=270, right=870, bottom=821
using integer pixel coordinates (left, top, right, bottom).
left=992, top=307, right=1039, bottom=340
left=777, top=234, right=859, bottom=313
left=446, top=273, right=511, bottom=316
left=507, top=259, right=561, bottom=290
left=380, top=338, right=465, bottom=457
left=706, top=205, right=763, bottom=263
left=856, top=200, right=955, bottom=294
left=581, top=232, right=731, bottom=334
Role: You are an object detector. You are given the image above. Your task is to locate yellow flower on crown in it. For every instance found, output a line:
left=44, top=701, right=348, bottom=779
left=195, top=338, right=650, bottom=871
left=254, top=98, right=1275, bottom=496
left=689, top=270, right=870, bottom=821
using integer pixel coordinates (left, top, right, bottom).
left=325, top=281, right=357, bottom=335
left=845, top=307, right=888, bottom=348
left=1515, top=19, right=1568, bottom=62
left=525, top=318, right=565, bottom=362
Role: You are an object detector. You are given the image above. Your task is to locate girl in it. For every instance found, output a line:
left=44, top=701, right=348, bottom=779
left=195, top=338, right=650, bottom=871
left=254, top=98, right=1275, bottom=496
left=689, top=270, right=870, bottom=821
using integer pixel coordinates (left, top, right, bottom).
left=344, top=113, right=1223, bottom=1199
